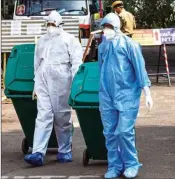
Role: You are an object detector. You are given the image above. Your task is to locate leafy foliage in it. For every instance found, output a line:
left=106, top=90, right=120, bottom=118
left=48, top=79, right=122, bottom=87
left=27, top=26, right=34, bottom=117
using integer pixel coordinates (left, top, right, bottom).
left=103, top=0, right=175, bottom=28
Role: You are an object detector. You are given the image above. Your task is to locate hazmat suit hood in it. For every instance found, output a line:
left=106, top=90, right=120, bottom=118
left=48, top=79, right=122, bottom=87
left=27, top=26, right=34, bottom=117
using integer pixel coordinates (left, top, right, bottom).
left=45, top=11, right=64, bottom=36
left=46, top=11, right=63, bottom=27
left=101, top=13, right=121, bottom=33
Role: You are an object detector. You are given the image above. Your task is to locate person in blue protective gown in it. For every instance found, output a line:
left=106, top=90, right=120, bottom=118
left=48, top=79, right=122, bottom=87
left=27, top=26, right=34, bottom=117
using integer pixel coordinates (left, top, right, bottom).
left=98, top=13, right=153, bottom=179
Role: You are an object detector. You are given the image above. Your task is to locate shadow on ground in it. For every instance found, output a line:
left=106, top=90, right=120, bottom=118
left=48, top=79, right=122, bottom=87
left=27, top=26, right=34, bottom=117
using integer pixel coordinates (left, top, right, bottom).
left=2, top=126, right=175, bottom=178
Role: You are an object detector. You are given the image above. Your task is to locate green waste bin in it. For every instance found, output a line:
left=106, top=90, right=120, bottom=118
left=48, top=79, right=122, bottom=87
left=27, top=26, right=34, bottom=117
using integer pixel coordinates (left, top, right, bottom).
left=4, top=44, right=58, bottom=154
left=69, top=62, right=107, bottom=166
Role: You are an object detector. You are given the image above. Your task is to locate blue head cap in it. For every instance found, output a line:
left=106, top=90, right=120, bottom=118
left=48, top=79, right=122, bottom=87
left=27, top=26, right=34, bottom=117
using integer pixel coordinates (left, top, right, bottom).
left=101, top=13, right=121, bottom=32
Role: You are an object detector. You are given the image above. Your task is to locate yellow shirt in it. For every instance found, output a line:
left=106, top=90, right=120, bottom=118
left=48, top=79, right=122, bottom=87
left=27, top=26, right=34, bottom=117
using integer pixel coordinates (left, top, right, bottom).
left=118, top=9, right=136, bottom=35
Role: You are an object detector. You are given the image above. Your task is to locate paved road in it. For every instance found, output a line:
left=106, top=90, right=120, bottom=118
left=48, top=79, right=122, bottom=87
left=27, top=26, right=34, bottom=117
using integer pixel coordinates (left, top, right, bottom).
left=2, top=84, right=175, bottom=179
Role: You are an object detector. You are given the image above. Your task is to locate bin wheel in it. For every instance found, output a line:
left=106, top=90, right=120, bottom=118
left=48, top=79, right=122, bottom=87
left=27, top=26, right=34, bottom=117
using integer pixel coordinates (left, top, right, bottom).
left=22, top=137, right=29, bottom=154
left=83, top=149, right=89, bottom=166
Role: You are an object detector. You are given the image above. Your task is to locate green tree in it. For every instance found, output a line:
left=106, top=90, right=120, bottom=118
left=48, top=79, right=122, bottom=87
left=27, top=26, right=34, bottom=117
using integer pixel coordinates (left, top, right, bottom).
left=103, top=0, right=175, bottom=28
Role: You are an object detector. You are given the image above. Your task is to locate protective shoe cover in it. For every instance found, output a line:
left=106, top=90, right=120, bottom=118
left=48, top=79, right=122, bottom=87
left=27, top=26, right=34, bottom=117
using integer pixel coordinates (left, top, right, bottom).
left=123, top=166, right=141, bottom=178
left=98, top=13, right=150, bottom=175
left=104, top=167, right=122, bottom=179
left=24, top=152, right=43, bottom=166
left=32, top=12, right=83, bottom=156
left=57, top=151, right=72, bottom=163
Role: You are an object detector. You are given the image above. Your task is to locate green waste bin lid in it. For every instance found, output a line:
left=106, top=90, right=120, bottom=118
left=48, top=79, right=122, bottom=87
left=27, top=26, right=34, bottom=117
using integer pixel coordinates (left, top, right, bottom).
left=5, top=44, right=35, bottom=95
left=69, top=62, right=100, bottom=107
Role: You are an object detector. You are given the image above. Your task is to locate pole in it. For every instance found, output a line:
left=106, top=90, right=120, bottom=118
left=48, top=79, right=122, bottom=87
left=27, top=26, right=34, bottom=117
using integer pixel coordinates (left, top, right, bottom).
left=3, top=53, right=7, bottom=89
left=34, top=36, right=38, bottom=44
left=83, top=34, right=94, bottom=62
left=83, top=30, right=102, bottom=62
left=156, top=45, right=162, bottom=83
left=98, top=0, right=103, bottom=17
left=163, top=44, right=171, bottom=87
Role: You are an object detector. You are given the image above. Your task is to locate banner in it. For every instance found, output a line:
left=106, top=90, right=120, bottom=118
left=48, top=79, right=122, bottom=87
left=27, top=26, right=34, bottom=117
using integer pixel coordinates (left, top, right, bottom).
left=133, top=28, right=175, bottom=46
left=132, top=29, right=161, bottom=46
left=160, top=28, right=175, bottom=44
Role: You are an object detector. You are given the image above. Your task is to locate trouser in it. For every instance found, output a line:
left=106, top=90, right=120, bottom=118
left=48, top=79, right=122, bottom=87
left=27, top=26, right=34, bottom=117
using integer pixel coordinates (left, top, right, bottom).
left=100, top=108, right=141, bottom=172
left=32, top=65, right=72, bottom=155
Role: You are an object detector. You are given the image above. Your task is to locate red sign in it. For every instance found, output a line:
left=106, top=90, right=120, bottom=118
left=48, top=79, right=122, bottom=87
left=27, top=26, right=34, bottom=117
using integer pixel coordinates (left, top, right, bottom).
left=17, top=5, right=25, bottom=15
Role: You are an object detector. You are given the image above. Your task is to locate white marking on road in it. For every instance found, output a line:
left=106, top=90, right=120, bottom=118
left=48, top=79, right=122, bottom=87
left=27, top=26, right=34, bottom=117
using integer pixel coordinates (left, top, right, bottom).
left=69, top=176, right=100, bottom=179
left=2, top=176, right=101, bottom=179
left=28, top=176, right=66, bottom=179
left=1, top=176, right=9, bottom=179
left=2, top=96, right=7, bottom=101
left=41, top=176, right=66, bottom=179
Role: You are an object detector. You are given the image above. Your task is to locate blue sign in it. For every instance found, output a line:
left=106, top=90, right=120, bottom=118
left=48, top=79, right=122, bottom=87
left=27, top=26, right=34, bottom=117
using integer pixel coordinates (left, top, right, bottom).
left=160, top=28, right=175, bottom=44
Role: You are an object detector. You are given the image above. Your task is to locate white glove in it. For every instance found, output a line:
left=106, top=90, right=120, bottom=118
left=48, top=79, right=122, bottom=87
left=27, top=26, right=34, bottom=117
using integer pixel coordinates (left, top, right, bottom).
left=32, top=90, right=37, bottom=100
left=143, top=86, right=153, bottom=111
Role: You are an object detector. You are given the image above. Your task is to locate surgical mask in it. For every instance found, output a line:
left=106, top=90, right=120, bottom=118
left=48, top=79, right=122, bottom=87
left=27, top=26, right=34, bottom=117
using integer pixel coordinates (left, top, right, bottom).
left=103, top=28, right=116, bottom=40
left=47, top=26, right=62, bottom=36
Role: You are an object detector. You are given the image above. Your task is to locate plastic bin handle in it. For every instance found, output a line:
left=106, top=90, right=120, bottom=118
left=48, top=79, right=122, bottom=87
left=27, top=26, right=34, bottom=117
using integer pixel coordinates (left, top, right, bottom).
left=78, top=66, right=85, bottom=74
left=10, top=49, right=17, bottom=58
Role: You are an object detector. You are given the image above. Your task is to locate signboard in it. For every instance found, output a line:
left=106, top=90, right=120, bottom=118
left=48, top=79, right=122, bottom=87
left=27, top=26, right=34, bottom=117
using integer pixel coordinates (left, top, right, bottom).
left=133, top=28, right=175, bottom=46
left=11, top=21, right=21, bottom=35
left=132, top=29, right=161, bottom=46
left=160, top=28, right=175, bottom=44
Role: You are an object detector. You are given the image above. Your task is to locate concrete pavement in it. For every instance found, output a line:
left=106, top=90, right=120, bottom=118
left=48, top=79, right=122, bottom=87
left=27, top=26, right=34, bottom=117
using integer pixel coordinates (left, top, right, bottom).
left=2, top=84, right=175, bottom=178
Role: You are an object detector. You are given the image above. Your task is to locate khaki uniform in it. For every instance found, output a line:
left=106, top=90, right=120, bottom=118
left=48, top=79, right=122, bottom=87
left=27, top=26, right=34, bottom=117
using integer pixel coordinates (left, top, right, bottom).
left=118, top=9, right=136, bottom=36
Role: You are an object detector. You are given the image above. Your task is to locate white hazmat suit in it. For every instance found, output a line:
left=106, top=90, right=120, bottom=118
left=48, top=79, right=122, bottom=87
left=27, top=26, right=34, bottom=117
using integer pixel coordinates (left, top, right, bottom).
left=24, top=11, right=83, bottom=166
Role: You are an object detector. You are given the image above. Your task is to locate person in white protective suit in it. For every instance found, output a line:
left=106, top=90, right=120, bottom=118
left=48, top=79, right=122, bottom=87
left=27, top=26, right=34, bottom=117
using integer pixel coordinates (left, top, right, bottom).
left=98, top=13, right=153, bottom=179
left=24, top=11, right=83, bottom=166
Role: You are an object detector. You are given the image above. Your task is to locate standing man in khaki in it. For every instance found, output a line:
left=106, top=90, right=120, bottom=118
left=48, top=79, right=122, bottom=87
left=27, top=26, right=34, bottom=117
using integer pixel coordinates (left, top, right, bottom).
left=112, top=1, right=136, bottom=37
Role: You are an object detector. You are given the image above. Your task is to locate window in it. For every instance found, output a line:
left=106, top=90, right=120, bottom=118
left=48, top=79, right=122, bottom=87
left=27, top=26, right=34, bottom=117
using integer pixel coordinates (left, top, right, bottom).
left=16, top=0, right=88, bottom=16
